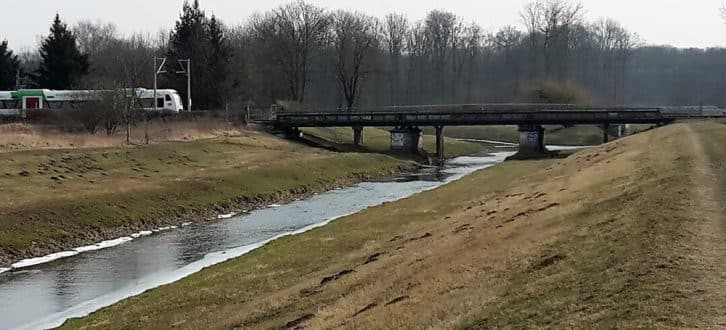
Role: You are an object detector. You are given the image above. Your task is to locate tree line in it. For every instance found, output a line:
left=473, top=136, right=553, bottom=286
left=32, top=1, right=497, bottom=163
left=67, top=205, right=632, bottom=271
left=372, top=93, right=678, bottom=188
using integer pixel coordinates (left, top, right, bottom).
left=1, top=0, right=725, bottom=110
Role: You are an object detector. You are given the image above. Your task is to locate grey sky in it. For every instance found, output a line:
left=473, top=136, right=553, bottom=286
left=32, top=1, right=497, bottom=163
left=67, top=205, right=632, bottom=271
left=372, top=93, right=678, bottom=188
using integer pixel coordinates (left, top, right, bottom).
left=2, top=0, right=724, bottom=51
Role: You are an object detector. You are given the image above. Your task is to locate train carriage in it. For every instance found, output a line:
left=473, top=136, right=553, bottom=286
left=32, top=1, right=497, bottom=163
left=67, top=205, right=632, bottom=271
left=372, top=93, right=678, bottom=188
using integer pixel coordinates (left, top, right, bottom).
left=0, top=88, right=184, bottom=117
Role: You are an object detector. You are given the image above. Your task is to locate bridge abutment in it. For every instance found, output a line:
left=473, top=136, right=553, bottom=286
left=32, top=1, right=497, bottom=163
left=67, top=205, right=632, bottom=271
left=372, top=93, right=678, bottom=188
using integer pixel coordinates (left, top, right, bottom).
left=390, top=127, right=422, bottom=154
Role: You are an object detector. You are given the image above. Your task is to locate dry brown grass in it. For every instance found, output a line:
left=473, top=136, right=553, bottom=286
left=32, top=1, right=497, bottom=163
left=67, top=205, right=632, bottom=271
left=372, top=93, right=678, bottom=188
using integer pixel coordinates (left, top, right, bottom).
left=65, top=122, right=726, bottom=329
left=519, top=80, right=590, bottom=105
left=0, top=125, right=412, bottom=267
left=0, top=119, right=244, bottom=152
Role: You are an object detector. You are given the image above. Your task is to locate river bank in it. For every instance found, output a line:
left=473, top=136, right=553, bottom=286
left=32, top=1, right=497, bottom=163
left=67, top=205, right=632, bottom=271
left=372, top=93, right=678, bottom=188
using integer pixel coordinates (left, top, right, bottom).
left=424, top=124, right=656, bottom=146
left=1, top=152, right=508, bottom=330
left=0, top=126, right=485, bottom=268
left=64, top=122, right=726, bottom=329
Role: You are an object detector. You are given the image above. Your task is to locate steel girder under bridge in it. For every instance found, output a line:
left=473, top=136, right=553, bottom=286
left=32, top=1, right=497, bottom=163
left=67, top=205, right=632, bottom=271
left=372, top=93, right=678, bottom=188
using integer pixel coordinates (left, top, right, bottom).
left=268, top=104, right=672, bottom=159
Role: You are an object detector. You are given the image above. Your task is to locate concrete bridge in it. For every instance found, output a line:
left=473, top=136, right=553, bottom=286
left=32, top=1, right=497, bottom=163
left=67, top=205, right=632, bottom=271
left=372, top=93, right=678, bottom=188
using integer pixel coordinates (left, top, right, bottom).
left=268, top=104, right=674, bottom=158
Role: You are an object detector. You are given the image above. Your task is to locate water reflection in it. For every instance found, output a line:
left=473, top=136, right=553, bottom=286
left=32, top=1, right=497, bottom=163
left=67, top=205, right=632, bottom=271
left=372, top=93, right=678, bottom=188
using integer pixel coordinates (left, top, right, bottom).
left=0, top=153, right=511, bottom=330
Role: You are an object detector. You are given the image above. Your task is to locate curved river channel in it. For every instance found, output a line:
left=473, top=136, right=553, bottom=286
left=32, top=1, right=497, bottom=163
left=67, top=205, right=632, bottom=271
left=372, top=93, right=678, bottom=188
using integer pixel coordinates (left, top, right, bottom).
left=0, top=152, right=512, bottom=330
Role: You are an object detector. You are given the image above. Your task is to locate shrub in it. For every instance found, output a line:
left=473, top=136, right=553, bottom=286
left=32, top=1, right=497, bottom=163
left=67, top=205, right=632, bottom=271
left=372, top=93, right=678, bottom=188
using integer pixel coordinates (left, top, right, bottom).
left=519, top=81, right=590, bottom=105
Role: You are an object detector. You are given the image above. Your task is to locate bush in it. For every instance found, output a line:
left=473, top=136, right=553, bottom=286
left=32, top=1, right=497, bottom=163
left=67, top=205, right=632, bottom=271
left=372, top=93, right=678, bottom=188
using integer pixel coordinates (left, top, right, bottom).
left=519, top=81, right=590, bottom=105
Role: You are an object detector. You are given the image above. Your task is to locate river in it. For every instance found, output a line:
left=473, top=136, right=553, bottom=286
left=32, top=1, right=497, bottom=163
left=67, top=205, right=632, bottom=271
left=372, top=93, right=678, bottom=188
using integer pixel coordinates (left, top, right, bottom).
left=0, top=151, right=513, bottom=330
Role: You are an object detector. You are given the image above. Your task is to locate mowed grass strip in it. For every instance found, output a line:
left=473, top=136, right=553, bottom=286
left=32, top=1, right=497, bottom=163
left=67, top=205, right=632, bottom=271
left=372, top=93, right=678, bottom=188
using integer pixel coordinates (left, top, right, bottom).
left=64, top=122, right=726, bottom=329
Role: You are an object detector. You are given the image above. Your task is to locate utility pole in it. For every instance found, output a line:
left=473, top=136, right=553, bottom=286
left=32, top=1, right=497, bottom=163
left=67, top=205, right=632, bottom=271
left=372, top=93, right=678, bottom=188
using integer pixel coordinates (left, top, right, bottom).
left=177, top=59, right=191, bottom=111
left=151, top=57, right=167, bottom=145
left=153, top=57, right=167, bottom=112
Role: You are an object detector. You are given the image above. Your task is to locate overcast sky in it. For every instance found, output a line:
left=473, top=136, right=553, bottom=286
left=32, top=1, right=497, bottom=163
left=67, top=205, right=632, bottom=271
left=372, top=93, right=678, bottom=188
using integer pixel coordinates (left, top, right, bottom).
left=2, top=0, right=724, bottom=51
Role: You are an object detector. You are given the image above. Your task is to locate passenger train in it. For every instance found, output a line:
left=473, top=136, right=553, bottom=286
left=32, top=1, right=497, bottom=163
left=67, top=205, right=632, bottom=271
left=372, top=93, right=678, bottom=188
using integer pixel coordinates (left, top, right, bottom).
left=0, top=88, right=184, bottom=117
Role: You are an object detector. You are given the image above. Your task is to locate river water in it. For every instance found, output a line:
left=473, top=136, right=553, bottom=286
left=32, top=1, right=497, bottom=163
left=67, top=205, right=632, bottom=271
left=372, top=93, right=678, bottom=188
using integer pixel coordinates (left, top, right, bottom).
left=0, top=152, right=513, bottom=330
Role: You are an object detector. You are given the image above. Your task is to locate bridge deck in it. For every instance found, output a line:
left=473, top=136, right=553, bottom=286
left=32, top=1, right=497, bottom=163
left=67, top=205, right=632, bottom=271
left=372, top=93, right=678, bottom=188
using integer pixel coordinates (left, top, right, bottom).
left=274, top=109, right=668, bottom=128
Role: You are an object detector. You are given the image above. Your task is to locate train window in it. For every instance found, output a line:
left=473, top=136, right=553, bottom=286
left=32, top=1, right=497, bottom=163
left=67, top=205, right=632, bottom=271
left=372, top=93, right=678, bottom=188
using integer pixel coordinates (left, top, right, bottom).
left=165, top=95, right=172, bottom=102
left=157, top=98, right=164, bottom=108
left=138, top=98, right=154, bottom=108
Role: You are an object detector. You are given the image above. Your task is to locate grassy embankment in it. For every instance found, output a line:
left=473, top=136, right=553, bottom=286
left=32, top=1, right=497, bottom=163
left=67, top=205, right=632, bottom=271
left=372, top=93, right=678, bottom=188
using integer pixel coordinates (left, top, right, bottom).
left=65, top=122, right=726, bottom=329
left=429, top=124, right=656, bottom=146
left=0, top=123, right=485, bottom=266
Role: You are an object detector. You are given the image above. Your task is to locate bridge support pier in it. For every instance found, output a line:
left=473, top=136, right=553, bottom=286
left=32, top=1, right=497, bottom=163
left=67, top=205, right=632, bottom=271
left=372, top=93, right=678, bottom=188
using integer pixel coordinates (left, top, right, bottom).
left=518, top=124, right=547, bottom=154
left=390, top=127, right=422, bottom=154
left=603, top=123, right=610, bottom=143
left=352, top=126, right=364, bottom=147
left=508, top=124, right=549, bottom=160
left=435, top=126, right=445, bottom=159
left=616, top=124, right=631, bottom=138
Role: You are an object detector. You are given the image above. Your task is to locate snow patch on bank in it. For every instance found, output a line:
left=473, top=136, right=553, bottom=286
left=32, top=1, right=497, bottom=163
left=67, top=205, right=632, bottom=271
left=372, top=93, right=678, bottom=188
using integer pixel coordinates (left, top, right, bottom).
left=5, top=202, right=321, bottom=273
left=131, top=231, right=153, bottom=239
left=217, top=213, right=237, bottom=220
left=11, top=251, right=80, bottom=269
left=73, top=237, right=134, bottom=253
left=6, top=224, right=198, bottom=272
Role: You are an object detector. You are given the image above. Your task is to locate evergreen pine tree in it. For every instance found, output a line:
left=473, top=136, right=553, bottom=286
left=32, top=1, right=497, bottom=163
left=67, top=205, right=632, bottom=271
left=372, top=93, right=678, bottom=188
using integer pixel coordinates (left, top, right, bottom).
left=0, top=40, right=20, bottom=90
left=206, top=15, right=232, bottom=109
left=167, top=1, right=232, bottom=110
left=167, top=0, right=207, bottom=110
left=37, top=14, right=89, bottom=89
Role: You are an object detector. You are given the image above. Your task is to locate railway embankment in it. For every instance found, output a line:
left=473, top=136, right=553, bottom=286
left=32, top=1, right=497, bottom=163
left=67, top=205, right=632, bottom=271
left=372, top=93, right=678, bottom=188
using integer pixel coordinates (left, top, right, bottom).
left=0, top=123, right=485, bottom=267
left=64, top=122, right=726, bottom=329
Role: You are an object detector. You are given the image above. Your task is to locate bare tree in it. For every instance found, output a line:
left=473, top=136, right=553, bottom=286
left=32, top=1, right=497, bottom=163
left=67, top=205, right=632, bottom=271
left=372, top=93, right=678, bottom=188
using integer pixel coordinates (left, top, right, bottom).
left=540, top=0, right=584, bottom=78
left=590, top=19, right=639, bottom=104
left=405, top=22, right=427, bottom=104
left=329, top=11, right=380, bottom=110
left=382, top=13, right=408, bottom=105
left=74, top=21, right=119, bottom=59
left=520, top=1, right=543, bottom=79
left=112, top=35, right=153, bottom=143
left=520, top=0, right=584, bottom=80
left=613, top=25, right=639, bottom=104
left=423, top=10, right=459, bottom=102
left=449, top=18, right=466, bottom=102
left=494, top=26, right=525, bottom=95
left=249, top=1, right=329, bottom=103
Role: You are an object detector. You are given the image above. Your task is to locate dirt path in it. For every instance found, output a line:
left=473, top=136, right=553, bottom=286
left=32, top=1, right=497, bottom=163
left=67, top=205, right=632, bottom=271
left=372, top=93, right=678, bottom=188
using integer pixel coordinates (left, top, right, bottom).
left=687, top=124, right=726, bottom=327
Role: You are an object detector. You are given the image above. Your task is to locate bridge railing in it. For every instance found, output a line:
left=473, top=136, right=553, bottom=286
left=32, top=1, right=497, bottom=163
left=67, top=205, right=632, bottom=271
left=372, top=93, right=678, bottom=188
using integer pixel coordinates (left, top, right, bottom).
left=309, top=104, right=663, bottom=114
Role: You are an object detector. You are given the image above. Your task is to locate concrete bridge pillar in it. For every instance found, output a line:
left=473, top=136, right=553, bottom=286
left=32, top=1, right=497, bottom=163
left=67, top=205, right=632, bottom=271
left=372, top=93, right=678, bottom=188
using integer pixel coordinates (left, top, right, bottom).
left=390, top=127, right=422, bottom=154
left=603, top=123, right=610, bottom=143
left=352, top=126, right=364, bottom=147
left=435, top=126, right=445, bottom=159
left=517, top=124, right=547, bottom=156
left=620, top=124, right=632, bottom=137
